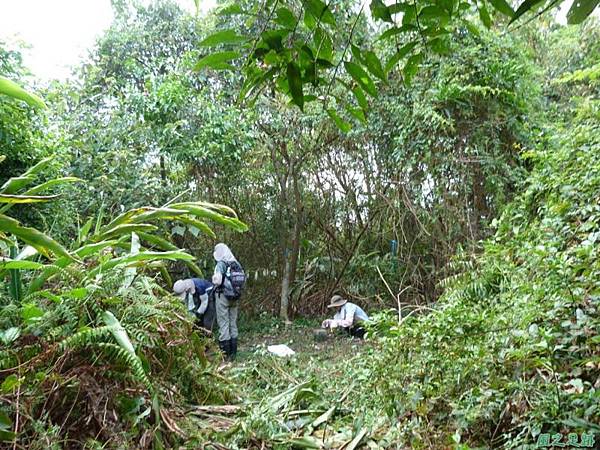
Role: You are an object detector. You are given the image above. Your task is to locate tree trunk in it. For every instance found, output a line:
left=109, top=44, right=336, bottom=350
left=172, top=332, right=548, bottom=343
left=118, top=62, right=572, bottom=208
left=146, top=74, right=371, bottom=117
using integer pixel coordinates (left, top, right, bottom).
left=279, top=251, right=292, bottom=322
left=279, top=163, right=303, bottom=323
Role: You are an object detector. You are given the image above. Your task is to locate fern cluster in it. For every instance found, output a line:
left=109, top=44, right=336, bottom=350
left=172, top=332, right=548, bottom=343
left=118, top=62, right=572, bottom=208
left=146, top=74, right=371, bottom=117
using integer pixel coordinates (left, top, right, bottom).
left=0, top=260, right=229, bottom=449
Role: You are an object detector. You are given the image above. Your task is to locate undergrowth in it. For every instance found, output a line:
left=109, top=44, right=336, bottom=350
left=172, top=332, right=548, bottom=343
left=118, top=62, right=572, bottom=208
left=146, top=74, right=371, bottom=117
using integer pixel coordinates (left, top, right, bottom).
left=202, top=100, right=600, bottom=450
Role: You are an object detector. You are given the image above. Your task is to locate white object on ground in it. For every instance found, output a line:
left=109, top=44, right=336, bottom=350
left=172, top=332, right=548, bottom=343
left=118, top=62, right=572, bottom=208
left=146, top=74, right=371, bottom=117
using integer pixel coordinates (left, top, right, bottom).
left=267, top=344, right=296, bottom=357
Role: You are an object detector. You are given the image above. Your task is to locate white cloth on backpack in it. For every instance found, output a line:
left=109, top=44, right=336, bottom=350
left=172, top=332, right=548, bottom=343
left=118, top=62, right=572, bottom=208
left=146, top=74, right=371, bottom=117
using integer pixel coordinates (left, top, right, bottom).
left=212, top=243, right=237, bottom=286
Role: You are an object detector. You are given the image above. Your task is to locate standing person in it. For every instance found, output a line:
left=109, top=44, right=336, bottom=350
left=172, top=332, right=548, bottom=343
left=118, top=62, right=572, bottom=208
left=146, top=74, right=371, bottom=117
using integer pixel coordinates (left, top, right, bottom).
left=212, top=243, right=246, bottom=360
left=321, top=295, right=370, bottom=338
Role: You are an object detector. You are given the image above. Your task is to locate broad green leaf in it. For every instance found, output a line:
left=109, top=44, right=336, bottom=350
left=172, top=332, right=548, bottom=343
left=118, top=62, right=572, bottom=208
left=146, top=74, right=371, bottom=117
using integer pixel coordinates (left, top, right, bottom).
left=176, top=216, right=217, bottom=239
left=420, top=5, right=449, bottom=20
left=352, top=86, right=369, bottom=111
left=89, top=250, right=194, bottom=277
left=0, top=76, right=46, bottom=108
left=194, top=51, right=239, bottom=71
left=385, top=42, right=418, bottom=73
left=364, top=50, right=386, bottom=81
left=102, top=311, right=136, bottom=354
left=287, top=62, right=304, bottom=110
left=403, top=52, right=424, bottom=86
left=510, top=0, right=545, bottom=23
left=370, top=0, right=393, bottom=22
left=0, top=194, right=59, bottom=204
left=218, top=3, right=245, bottom=15
left=0, top=214, right=74, bottom=261
left=327, top=108, right=352, bottom=133
left=22, top=177, right=81, bottom=196
left=199, top=29, right=246, bottom=47
left=430, top=37, right=451, bottom=54
left=478, top=1, right=492, bottom=28
left=462, top=19, right=481, bottom=35
left=0, top=430, right=16, bottom=442
left=567, top=0, right=599, bottom=24
left=344, top=62, right=378, bottom=98
left=377, top=24, right=418, bottom=41
left=303, top=0, right=336, bottom=26
left=488, top=0, right=515, bottom=16
left=389, top=3, right=413, bottom=14
left=173, top=201, right=239, bottom=218
left=1, top=327, right=20, bottom=345
left=74, top=240, right=120, bottom=257
left=21, top=156, right=54, bottom=177
left=22, top=303, right=44, bottom=324
left=313, top=28, right=333, bottom=61
left=275, top=7, right=297, bottom=28
left=0, top=410, right=13, bottom=428
left=351, top=44, right=365, bottom=65
left=137, top=232, right=178, bottom=251
left=0, top=259, right=43, bottom=270
left=0, top=176, right=82, bottom=216
left=0, top=176, right=34, bottom=195
left=169, top=204, right=249, bottom=232
left=1, top=375, right=20, bottom=394
left=346, top=105, right=367, bottom=124
left=97, top=223, right=158, bottom=240
left=131, top=207, right=185, bottom=223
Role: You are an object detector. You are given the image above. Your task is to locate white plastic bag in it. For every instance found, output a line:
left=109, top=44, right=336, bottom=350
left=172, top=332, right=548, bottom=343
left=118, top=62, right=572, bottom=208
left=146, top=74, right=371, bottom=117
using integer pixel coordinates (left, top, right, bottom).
left=267, top=344, right=296, bottom=357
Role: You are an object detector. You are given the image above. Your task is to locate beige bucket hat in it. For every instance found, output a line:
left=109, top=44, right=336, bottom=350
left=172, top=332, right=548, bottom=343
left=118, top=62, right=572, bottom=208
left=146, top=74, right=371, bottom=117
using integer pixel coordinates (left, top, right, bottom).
left=327, top=295, right=347, bottom=308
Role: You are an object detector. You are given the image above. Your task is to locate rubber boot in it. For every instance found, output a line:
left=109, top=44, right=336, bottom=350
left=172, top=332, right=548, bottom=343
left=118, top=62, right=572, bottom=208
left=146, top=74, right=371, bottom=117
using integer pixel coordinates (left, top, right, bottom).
left=230, top=338, right=237, bottom=360
left=218, top=340, right=230, bottom=359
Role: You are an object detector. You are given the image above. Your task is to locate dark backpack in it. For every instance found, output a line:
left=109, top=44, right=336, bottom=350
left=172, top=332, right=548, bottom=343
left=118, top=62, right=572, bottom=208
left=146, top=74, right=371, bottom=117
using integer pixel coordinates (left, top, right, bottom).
left=222, top=261, right=246, bottom=300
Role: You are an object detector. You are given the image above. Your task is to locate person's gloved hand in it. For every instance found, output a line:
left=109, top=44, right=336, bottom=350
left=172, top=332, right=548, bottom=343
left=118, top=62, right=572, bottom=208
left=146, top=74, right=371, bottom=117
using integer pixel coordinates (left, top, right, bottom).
left=329, top=319, right=341, bottom=329
left=321, top=319, right=332, bottom=328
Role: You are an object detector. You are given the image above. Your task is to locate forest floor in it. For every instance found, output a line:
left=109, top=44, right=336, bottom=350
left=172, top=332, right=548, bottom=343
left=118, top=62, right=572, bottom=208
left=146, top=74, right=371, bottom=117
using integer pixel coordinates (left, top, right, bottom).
left=190, top=315, right=380, bottom=448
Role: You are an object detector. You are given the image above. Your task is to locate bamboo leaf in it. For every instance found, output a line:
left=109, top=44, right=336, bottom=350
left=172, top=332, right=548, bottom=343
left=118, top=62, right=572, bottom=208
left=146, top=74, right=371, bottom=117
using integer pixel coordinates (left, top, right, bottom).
left=0, top=259, right=44, bottom=270
left=510, top=0, right=545, bottom=24
left=0, top=214, right=74, bottom=261
left=97, top=224, right=158, bottom=240
left=0, top=176, right=34, bottom=195
left=0, top=194, right=60, bottom=204
left=89, top=250, right=194, bottom=277
left=0, top=76, right=46, bottom=108
left=170, top=204, right=249, bottom=232
left=478, top=1, right=492, bottom=28
left=176, top=216, right=217, bottom=239
left=488, top=0, right=515, bottom=16
left=567, top=0, right=599, bottom=24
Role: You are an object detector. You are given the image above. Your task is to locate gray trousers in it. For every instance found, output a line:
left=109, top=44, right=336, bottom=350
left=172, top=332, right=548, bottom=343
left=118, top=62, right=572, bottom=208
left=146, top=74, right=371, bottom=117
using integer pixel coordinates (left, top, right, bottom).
left=215, top=292, right=238, bottom=341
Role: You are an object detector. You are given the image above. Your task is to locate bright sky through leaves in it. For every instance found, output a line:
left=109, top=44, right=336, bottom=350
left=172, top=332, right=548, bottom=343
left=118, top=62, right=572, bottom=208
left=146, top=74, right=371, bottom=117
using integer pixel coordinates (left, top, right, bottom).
left=0, top=0, right=216, bottom=81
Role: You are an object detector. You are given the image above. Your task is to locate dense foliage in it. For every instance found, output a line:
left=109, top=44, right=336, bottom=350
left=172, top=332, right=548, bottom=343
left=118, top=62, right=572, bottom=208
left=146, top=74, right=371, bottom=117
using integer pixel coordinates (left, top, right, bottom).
left=1, top=0, right=599, bottom=448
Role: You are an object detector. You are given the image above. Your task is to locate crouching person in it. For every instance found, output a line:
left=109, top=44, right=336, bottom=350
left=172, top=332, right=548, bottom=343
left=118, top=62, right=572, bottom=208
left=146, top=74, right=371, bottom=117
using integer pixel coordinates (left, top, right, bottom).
left=173, top=278, right=215, bottom=331
left=322, top=295, right=369, bottom=339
